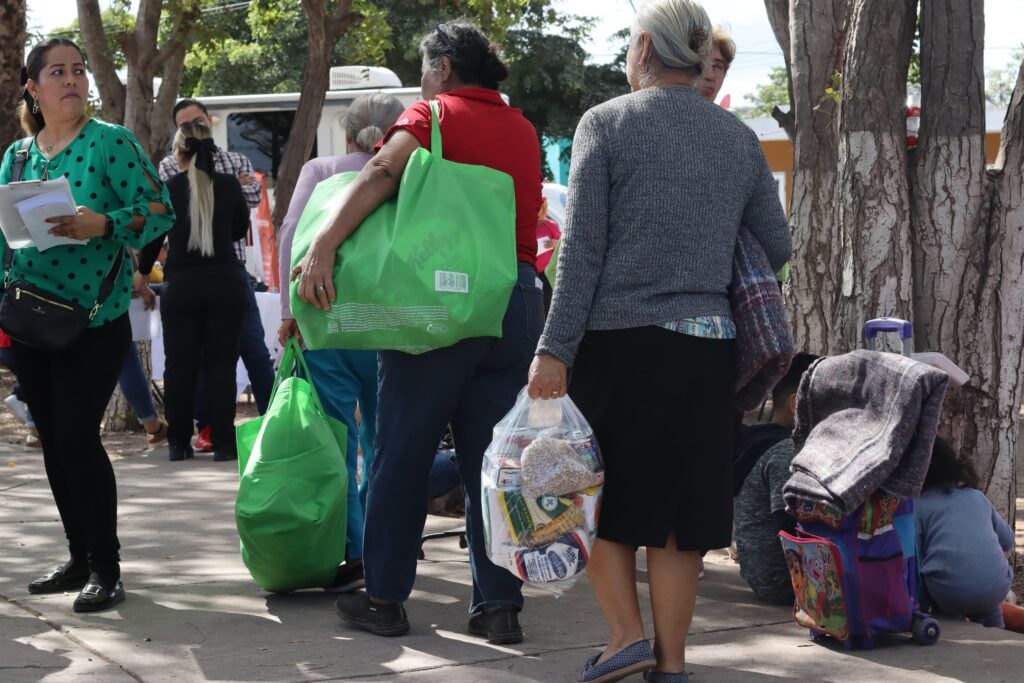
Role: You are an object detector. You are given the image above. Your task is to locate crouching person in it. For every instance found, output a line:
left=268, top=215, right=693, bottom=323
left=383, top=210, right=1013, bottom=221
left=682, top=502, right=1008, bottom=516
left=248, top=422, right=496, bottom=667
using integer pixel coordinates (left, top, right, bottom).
left=732, top=353, right=818, bottom=605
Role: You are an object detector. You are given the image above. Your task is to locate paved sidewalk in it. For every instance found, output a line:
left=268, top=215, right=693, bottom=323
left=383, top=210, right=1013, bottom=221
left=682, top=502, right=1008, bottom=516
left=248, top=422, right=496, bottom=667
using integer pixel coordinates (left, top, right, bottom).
left=1, top=442, right=1022, bottom=682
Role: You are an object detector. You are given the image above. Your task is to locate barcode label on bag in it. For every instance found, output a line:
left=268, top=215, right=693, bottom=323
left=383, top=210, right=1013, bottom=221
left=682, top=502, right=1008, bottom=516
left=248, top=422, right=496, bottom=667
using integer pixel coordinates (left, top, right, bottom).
left=435, top=270, right=469, bottom=293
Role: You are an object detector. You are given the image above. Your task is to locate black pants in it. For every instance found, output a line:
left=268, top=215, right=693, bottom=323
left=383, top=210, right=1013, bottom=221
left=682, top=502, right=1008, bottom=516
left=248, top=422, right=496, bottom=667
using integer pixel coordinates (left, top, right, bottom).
left=160, top=267, right=247, bottom=452
left=12, top=314, right=132, bottom=576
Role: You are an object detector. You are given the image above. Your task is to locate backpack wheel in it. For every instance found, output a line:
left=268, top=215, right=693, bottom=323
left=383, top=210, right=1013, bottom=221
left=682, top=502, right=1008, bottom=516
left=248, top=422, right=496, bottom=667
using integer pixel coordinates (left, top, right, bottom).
left=912, top=616, right=941, bottom=645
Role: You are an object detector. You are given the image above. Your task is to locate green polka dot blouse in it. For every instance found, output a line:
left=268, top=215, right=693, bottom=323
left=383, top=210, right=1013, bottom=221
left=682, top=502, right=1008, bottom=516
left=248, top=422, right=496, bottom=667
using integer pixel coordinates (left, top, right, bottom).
left=0, top=118, right=174, bottom=327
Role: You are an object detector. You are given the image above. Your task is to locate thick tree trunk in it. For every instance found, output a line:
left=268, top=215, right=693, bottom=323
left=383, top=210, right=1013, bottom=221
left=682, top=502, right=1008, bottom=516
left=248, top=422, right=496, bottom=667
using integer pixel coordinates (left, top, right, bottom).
left=103, top=341, right=156, bottom=434
left=271, top=0, right=360, bottom=232
left=774, top=0, right=1021, bottom=527
left=0, top=0, right=26, bottom=148
left=79, top=0, right=198, bottom=160
left=766, top=0, right=851, bottom=354
left=77, top=0, right=126, bottom=123
left=831, top=0, right=917, bottom=350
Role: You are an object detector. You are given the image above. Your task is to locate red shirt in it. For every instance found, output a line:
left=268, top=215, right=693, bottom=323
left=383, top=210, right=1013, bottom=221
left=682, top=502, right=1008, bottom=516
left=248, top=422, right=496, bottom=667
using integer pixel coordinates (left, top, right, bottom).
left=383, top=88, right=542, bottom=266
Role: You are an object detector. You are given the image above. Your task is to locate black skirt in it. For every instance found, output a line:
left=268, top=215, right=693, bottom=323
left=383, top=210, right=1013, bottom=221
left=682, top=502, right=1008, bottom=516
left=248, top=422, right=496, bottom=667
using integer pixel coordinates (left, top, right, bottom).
left=568, top=326, right=736, bottom=551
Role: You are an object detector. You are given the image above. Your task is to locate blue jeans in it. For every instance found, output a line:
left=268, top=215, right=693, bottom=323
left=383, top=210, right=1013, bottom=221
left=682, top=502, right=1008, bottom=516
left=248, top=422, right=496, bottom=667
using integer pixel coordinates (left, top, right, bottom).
left=428, top=450, right=460, bottom=499
left=303, top=348, right=378, bottom=561
left=195, top=275, right=275, bottom=422
left=363, top=263, right=543, bottom=613
left=118, top=342, right=157, bottom=423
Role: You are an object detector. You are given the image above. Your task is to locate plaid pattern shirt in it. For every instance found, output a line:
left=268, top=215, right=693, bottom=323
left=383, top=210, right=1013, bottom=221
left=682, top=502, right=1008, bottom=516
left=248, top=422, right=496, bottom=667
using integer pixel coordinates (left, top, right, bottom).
left=660, top=316, right=737, bottom=339
left=158, top=148, right=261, bottom=263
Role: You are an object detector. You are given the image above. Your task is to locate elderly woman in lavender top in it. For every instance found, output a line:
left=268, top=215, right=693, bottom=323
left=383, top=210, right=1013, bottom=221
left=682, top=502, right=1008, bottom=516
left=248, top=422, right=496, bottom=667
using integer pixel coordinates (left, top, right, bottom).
left=276, top=93, right=405, bottom=592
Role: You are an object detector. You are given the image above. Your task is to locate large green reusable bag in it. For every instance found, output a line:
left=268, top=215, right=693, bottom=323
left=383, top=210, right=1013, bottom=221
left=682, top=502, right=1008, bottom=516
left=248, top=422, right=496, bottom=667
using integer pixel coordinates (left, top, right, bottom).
left=235, top=337, right=348, bottom=593
left=290, top=100, right=518, bottom=354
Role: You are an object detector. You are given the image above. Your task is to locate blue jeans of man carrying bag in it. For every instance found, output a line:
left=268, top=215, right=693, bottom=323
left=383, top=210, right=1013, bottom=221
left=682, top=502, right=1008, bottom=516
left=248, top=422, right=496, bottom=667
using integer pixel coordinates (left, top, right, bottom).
left=363, top=263, right=543, bottom=612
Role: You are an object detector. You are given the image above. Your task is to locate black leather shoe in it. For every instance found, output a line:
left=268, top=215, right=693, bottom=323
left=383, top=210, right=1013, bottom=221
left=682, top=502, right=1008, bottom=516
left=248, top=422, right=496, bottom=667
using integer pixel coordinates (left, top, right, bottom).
left=72, top=573, right=125, bottom=613
left=468, top=607, right=523, bottom=644
left=168, top=444, right=194, bottom=462
left=336, top=591, right=409, bottom=636
left=212, top=449, right=238, bottom=462
left=27, top=560, right=89, bottom=594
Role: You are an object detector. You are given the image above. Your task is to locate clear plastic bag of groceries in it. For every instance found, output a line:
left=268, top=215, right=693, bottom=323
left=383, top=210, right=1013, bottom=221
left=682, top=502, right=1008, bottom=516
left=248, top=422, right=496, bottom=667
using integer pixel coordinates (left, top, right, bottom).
left=481, top=387, right=603, bottom=595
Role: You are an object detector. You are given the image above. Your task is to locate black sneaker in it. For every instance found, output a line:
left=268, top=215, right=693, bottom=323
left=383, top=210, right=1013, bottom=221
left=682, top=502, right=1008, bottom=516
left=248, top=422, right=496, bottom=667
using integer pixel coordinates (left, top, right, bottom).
left=27, top=559, right=89, bottom=594
left=336, top=591, right=409, bottom=636
left=324, top=561, right=365, bottom=593
left=468, top=607, right=523, bottom=644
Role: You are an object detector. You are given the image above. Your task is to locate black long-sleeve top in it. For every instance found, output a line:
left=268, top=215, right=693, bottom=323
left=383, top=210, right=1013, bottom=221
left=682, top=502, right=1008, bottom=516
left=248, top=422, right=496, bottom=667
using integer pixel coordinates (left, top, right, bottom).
left=138, top=171, right=250, bottom=276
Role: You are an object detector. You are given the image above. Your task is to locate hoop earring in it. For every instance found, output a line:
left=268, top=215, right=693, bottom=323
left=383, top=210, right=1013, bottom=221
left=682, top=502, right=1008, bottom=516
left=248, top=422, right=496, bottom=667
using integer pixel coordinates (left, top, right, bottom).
left=32, top=97, right=39, bottom=114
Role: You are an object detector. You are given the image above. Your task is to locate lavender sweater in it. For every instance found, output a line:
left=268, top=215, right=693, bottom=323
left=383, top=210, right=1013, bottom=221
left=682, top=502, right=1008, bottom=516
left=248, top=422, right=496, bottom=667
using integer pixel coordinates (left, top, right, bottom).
left=537, top=87, right=791, bottom=366
left=278, top=152, right=372, bottom=318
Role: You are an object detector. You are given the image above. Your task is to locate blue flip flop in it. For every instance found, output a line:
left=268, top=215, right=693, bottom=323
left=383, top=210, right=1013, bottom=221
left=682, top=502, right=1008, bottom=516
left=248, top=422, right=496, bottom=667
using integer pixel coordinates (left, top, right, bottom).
left=577, top=639, right=657, bottom=683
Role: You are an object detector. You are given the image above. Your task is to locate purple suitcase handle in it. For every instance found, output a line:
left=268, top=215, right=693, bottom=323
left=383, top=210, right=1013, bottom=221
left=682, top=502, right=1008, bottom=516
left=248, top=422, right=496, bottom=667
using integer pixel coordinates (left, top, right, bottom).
left=864, top=317, right=913, bottom=353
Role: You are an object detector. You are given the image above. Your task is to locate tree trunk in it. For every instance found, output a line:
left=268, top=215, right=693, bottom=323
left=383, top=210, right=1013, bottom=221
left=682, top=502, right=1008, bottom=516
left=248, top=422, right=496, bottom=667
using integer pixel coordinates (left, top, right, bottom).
left=79, top=0, right=199, bottom=160
left=831, top=0, right=917, bottom=350
left=765, top=0, right=851, bottom=354
left=772, top=0, right=1021, bottom=525
left=270, top=0, right=360, bottom=232
left=0, top=0, right=26, bottom=148
left=77, top=0, right=127, bottom=123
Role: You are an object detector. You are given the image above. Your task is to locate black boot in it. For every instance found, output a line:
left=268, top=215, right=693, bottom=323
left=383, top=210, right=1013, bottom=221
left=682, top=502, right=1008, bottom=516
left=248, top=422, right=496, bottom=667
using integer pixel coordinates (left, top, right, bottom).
left=168, top=443, right=194, bottom=462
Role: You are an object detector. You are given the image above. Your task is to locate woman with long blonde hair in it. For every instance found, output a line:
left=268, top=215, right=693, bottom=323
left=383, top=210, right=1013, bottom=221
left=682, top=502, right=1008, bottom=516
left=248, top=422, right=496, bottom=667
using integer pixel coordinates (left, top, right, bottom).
left=138, top=122, right=251, bottom=463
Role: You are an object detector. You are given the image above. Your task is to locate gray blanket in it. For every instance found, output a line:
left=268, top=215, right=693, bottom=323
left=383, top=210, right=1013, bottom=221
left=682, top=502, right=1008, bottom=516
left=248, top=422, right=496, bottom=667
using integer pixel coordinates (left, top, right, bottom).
left=784, top=350, right=949, bottom=516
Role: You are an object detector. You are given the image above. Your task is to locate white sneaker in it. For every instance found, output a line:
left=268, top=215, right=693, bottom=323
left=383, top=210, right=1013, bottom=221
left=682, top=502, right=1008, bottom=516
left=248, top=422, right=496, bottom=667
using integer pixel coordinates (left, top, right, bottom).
left=4, top=394, right=28, bottom=425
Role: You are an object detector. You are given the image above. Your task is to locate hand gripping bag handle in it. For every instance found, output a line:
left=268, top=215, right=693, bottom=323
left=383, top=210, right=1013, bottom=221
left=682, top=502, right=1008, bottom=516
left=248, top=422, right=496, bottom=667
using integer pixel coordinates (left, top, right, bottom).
left=269, top=337, right=329, bottom=417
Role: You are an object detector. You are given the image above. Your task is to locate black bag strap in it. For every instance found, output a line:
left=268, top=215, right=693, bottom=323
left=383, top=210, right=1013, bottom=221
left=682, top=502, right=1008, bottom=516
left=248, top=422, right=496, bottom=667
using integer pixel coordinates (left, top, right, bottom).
left=4, top=137, right=124, bottom=316
left=3, top=138, right=33, bottom=284
left=89, top=246, right=125, bottom=319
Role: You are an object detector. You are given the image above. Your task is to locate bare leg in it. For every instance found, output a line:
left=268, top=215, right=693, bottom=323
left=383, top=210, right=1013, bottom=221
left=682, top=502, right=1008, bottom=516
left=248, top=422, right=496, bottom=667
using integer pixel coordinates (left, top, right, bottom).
left=646, top=534, right=700, bottom=672
left=587, top=538, right=646, bottom=662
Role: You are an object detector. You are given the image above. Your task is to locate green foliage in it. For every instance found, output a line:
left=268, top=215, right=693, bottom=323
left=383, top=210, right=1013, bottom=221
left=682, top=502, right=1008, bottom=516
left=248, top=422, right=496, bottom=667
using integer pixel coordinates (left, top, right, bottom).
left=181, top=0, right=392, bottom=97
left=987, top=47, right=1024, bottom=108
left=744, top=65, right=789, bottom=119
left=50, top=1, right=135, bottom=71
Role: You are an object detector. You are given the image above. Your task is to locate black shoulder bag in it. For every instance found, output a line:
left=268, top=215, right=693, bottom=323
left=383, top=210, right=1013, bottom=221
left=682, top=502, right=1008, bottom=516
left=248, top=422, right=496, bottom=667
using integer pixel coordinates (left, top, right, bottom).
left=0, top=138, right=125, bottom=353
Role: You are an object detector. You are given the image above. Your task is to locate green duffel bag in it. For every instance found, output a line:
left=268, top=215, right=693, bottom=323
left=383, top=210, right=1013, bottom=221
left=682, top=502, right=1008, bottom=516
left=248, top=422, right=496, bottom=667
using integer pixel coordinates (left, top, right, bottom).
left=290, top=99, right=518, bottom=354
left=235, top=337, right=348, bottom=593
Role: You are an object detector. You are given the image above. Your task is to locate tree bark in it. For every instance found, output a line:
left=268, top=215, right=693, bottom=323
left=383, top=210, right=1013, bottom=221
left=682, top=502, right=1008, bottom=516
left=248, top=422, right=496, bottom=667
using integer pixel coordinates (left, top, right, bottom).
left=0, top=0, right=26, bottom=148
left=776, top=0, right=1021, bottom=526
left=270, top=0, right=361, bottom=232
left=78, top=0, right=200, bottom=160
left=831, top=0, right=917, bottom=350
left=77, top=0, right=127, bottom=123
left=766, top=0, right=851, bottom=354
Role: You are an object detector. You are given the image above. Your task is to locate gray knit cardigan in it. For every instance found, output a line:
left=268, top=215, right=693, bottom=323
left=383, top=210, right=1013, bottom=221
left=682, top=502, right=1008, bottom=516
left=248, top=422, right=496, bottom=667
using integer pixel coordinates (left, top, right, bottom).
left=537, top=86, right=791, bottom=366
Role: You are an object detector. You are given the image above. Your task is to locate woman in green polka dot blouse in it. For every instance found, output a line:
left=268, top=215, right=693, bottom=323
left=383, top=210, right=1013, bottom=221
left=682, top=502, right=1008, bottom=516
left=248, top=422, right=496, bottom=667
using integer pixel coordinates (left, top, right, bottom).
left=2, top=38, right=173, bottom=614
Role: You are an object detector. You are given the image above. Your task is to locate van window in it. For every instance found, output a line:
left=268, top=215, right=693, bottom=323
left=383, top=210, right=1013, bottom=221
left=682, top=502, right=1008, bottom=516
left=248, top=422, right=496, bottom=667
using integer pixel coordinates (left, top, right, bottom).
left=227, top=111, right=317, bottom=182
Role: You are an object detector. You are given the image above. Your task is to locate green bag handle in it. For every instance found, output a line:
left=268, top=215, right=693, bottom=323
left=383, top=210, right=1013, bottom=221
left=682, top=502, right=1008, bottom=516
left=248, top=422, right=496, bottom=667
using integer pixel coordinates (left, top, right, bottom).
left=269, top=337, right=329, bottom=416
left=430, top=99, right=442, bottom=159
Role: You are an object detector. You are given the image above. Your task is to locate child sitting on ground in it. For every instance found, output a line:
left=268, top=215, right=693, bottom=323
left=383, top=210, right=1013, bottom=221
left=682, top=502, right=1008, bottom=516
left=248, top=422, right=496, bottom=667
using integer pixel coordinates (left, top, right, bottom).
left=915, top=437, right=1014, bottom=628
left=733, top=353, right=818, bottom=604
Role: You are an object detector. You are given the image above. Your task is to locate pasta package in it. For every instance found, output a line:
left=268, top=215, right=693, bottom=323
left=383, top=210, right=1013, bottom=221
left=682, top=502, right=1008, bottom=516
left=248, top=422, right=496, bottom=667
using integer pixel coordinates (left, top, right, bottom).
left=482, top=388, right=603, bottom=594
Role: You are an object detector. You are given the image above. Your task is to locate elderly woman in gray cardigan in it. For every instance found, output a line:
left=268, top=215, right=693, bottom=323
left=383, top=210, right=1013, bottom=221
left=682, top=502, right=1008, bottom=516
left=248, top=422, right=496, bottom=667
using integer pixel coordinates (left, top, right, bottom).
left=527, top=2, right=791, bottom=681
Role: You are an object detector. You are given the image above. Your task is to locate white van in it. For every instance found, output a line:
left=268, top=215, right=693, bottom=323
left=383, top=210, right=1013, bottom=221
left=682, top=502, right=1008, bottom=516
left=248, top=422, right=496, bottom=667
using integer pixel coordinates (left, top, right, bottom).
left=197, top=67, right=421, bottom=194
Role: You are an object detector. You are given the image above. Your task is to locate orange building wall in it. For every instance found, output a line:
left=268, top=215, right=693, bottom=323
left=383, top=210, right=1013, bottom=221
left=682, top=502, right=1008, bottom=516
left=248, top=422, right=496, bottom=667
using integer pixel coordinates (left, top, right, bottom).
left=760, top=132, right=1002, bottom=215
